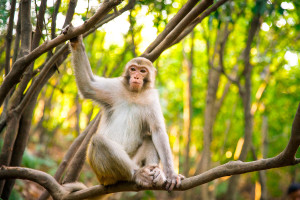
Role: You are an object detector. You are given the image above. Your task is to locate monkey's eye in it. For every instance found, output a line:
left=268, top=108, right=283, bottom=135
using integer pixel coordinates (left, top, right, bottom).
left=140, top=69, right=147, bottom=73
left=130, top=67, right=136, bottom=71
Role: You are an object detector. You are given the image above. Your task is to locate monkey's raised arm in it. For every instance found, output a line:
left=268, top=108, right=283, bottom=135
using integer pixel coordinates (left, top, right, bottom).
left=70, top=36, right=117, bottom=105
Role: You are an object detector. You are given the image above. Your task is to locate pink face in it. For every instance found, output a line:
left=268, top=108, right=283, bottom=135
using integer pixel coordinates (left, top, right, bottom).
left=128, top=65, right=149, bottom=92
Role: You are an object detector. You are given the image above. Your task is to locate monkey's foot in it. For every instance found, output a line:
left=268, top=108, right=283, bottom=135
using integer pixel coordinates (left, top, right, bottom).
left=133, top=165, right=160, bottom=187
left=134, top=165, right=167, bottom=188
left=152, top=166, right=166, bottom=187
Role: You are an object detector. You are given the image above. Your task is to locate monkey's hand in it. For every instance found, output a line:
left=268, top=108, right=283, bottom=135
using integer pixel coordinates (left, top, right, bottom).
left=152, top=166, right=166, bottom=187
left=61, top=24, right=81, bottom=44
left=165, top=172, right=185, bottom=191
left=133, top=165, right=166, bottom=188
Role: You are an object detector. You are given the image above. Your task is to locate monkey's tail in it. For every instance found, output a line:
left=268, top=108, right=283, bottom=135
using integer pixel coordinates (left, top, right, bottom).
left=63, top=182, right=109, bottom=200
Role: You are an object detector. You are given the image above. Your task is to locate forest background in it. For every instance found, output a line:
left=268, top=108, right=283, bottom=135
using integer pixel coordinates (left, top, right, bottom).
left=0, top=0, right=299, bottom=199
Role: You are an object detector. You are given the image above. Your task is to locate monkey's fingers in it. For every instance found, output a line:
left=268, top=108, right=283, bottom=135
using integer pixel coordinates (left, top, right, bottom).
left=135, top=171, right=154, bottom=187
left=141, top=170, right=155, bottom=180
left=153, top=172, right=166, bottom=186
left=168, top=179, right=176, bottom=191
left=153, top=170, right=160, bottom=179
left=144, top=168, right=155, bottom=176
left=179, top=174, right=185, bottom=180
left=175, top=176, right=181, bottom=188
left=165, top=179, right=171, bottom=190
left=136, top=177, right=152, bottom=188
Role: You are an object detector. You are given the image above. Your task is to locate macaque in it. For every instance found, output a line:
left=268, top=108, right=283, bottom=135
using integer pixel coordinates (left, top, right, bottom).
left=69, top=35, right=184, bottom=191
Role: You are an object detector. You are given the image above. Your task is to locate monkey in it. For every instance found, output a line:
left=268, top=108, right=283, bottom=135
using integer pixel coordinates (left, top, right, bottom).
left=69, top=35, right=184, bottom=191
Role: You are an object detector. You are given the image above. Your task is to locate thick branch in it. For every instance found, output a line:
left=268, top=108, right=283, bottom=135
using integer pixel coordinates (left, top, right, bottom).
left=142, top=0, right=214, bottom=61
left=143, top=0, right=198, bottom=54
left=170, top=0, right=229, bottom=47
left=0, top=166, right=67, bottom=200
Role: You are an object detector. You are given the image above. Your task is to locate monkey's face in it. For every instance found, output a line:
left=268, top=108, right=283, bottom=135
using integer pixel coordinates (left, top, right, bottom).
left=128, top=65, right=149, bottom=92
left=123, top=57, right=156, bottom=92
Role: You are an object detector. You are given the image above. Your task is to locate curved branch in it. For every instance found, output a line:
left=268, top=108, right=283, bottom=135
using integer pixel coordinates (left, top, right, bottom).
left=0, top=166, right=67, bottom=200
left=0, top=0, right=123, bottom=107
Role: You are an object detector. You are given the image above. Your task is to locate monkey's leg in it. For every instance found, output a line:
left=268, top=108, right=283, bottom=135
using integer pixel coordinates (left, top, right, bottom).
left=133, top=136, right=159, bottom=166
left=87, top=134, right=155, bottom=187
left=87, top=134, right=136, bottom=185
left=132, top=137, right=166, bottom=186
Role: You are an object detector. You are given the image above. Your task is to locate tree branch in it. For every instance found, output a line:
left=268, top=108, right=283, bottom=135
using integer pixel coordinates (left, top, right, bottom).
left=143, top=0, right=198, bottom=54
left=169, top=0, right=229, bottom=47
left=0, top=166, right=67, bottom=200
left=142, top=0, right=214, bottom=61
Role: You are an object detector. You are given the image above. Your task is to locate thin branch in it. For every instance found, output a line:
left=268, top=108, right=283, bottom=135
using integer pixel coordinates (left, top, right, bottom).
left=51, top=0, right=62, bottom=39
left=4, top=0, right=16, bottom=75
left=31, top=0, right=47, bottom=50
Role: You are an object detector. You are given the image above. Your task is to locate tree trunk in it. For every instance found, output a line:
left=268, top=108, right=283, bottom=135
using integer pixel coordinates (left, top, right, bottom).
left=183, top=32, right=194, bottom=177
left=260, top=115, right=268, bottom=200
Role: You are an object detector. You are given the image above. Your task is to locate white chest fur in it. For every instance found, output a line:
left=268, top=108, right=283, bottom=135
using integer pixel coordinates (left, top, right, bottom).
left=99, top=101, right=147, bottom=155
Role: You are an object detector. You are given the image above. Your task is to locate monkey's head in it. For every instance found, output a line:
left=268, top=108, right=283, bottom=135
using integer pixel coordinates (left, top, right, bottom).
left=123, top=57, right=157, bottom=92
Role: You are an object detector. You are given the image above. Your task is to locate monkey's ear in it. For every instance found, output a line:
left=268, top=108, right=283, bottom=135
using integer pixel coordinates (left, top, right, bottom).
left=153, top=67, right=158, bottom=75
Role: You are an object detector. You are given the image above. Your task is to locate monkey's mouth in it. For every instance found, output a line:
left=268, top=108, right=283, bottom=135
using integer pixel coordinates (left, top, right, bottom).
left=131, top=80, right=142, bottom=85
left=132, top=81, right=141, bottom=84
